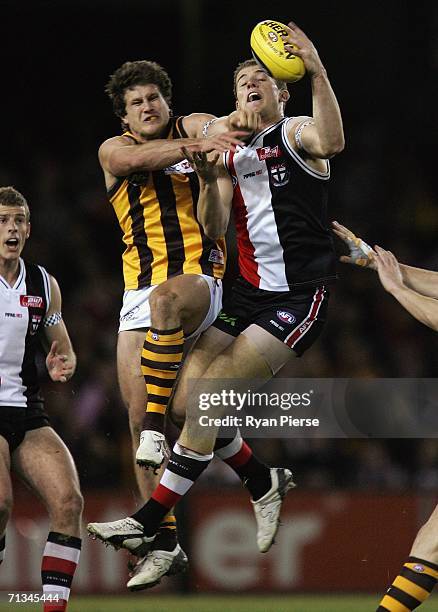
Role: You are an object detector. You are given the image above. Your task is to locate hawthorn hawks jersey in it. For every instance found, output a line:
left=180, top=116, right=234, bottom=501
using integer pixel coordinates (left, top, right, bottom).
left=0, top=260, right=50, bottom=407
left=225, top=117, right=337, bottom=291
left=108, top=116, right=226, bottom=290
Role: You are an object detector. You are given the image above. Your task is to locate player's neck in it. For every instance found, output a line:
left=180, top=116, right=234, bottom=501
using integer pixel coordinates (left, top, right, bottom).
left=0, top=257, right=20, bottom=286
left=257, top=111, right=284, bottom=133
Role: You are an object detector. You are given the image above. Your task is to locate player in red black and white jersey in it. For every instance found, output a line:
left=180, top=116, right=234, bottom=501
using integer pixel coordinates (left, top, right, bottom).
left=87, top=21, right=344, bottom=582
left=0, top=186, right=83, bottom=611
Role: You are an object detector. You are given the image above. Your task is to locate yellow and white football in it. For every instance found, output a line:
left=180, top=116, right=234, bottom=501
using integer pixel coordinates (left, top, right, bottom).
left=250, top=20, right=306, bottom=83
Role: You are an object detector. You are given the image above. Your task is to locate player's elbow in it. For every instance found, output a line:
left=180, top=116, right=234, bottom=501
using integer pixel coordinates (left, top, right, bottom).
left=321, top=137, right=345, bottom=158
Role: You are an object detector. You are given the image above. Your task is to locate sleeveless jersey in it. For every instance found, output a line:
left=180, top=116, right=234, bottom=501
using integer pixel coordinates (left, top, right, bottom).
left=225, top=117, right=337, bottom=291
left=108, top=116, right=226, bottom=290
left=0, top=260, right=50, bottom=407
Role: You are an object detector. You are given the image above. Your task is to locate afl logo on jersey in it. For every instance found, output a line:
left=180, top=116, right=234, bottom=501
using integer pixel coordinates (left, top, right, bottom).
left=270, top=163, right=290, bottom=187
left=277, top=310, right=296, bottom=325
left=20, top=295, right=44, bottom=308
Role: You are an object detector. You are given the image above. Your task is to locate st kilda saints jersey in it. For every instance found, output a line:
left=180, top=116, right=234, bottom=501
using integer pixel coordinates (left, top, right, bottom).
left=224, top=117, right=337, bottom=292
left=0, top=259, right=50, bottom=407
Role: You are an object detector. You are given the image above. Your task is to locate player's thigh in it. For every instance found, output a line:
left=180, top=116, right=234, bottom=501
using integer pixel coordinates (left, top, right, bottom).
left=151, top=274, right=212, bottom=334
left=242, top=324, right=296, bottom=375
left=0, top=437, right=13, bottom=514
left=170, top=326, right=235, bottom=425
left=117, top=329, right=148, bottom=412
left=11, top=427, right=82, bottom=512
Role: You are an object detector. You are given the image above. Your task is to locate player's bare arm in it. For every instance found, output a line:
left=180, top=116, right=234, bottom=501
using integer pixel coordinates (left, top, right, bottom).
left=183, top=146, right=233, bottom=240
left=333, top=220, right=438, bottom=299
left=42, top=275, right=76, bottom=383
left=282, top=21, right=344, bottom=160
left=374, top=246, right=438, bottom=331
left=99, top=116, right=245, bottom=188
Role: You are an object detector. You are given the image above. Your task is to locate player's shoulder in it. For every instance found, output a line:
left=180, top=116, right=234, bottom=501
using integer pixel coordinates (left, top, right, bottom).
left=182, top=112, right=217, bottom=137
left=99, top=134, right=136, bottom=152
left=285, top=115, right=313, bottom=132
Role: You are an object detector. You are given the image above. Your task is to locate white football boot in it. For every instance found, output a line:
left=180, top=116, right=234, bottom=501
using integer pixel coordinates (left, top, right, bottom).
left=127, top=544, right=188, bottom=591
left=136, top=430, right=169, bottom=469
left=87, top=517, right=155, bottom=553
left=251, top=467, right=296, bottom=553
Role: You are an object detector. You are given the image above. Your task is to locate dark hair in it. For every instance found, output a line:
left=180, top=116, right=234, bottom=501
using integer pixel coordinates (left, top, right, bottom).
left=105, top=60, right=173, bottom=118
left=233, top=59, right=287, bottom=97
left=0, top=186, right=30, bottom=220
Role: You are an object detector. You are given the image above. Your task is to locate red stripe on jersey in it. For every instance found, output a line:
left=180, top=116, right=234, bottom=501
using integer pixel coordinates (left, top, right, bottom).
left=42, top=555, right=77, bottom=574
left=228, top=150, right=260, bottom=287
left=285, top=287, right=325, bottom=348
left=224, top=441, right=252, bottom=468
left=151, top=484, right=181, bottom=509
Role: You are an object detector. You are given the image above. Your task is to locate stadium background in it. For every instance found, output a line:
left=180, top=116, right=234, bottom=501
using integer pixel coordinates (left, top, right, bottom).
left=1, top=0, right=438, bottom=608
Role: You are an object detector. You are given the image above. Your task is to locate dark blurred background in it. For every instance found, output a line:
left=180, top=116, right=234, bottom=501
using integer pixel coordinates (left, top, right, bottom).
left=2, top=0, right=438, bottom=493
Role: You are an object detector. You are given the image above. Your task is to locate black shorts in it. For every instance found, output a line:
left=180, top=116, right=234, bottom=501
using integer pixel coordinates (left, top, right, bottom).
left=0, top=404, right=50, bottom=453
left=213, top=276, right=329, bottom=356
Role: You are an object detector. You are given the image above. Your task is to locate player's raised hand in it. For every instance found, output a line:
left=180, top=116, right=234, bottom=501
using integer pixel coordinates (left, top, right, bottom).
left=332, top=221, right=376, bottom=269
left=374, top=246, right=404, bottom=295
left=281, top=21, right=324, bottom=77
left=182, top=146, right=219, bottom=183
left=46, top=340, right=74, bottom=383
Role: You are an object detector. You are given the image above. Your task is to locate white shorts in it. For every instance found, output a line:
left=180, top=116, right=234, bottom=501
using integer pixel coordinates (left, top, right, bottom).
left=118, top=275, right=223, bottom=339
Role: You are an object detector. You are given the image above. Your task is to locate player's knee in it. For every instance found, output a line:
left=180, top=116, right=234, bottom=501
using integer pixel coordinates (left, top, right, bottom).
left=54, top=489, right=83, bottom=523
left=412, top=517, right=438, bottom=558
left=149, top=289, right=181, bottom=322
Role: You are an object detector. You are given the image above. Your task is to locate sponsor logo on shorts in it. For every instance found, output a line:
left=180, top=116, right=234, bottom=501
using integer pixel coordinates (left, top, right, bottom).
left=270, top=163, right=290, bottom=187
left=413, top=564, right=425, bottom=573
left=277, top=310, right=296, bottom=325
left=208, top=249, right=224, bottom=265
left=120, top=305, right=140, bottom=323
left=20, top=295, right=44, bottom=308
left=256, top=145, right=281, bottom=161
left=5, top=312, right=23, bottom=318
left=270, top=319, right=284, bottom=331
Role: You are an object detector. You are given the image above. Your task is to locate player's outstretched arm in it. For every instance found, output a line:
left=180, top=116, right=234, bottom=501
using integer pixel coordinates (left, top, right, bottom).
left=333, top=221, right=438, bottom=299
left=398, top=264, right=438, bottom=299
left=183, top=146, right=233, bottom=240
left=42, top=276, right=76, bottom=383
left=99, top=113, right=245, bottom=179
left=374, top=246, right=438, bottom=331
left=283, top=21, right=344, bottom=159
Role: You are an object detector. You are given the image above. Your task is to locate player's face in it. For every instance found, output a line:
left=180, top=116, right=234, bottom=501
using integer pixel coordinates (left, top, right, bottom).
left=235, top=66, right=288, bottom=119
left=0, top=206, right=30, bottom=262
left=123, top=84, right=171, bottom=140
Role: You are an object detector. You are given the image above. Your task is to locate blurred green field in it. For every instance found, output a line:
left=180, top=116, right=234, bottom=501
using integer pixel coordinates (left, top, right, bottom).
left=2, top=594, right=438, bottom=612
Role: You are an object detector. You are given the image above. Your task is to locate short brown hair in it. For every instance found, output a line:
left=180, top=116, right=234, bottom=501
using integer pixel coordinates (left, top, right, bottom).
left=0, top=186, right=30, bottom=220
left=105, top=60, right=172, bottom=118
left=233, top=59, right=287, bottom=97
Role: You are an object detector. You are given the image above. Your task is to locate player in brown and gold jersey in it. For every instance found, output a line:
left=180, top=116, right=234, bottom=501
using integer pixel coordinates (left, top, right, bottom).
left=100, top=60, right=245, bottom=586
